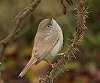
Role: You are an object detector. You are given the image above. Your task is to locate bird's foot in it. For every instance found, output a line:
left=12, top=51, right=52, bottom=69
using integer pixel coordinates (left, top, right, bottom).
left=45, top=60, right=55, bottom=68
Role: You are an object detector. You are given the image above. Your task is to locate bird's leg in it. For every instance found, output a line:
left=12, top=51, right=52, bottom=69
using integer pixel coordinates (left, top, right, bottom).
left=45, top=60, right=55, bottom=68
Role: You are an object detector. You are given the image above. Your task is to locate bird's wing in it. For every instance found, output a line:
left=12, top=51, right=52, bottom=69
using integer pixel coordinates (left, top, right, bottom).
left=32, top=31, right=59, bottom=62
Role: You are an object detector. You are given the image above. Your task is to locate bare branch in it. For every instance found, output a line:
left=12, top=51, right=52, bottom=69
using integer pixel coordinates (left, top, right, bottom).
left=0, top=0, right=41, bottom=77
left=66, top=0, right=74, bottom=5
left=61, top=0, right=67, bottom=15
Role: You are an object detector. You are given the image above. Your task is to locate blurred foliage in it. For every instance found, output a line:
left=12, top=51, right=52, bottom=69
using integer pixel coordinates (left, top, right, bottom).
left=0, top=0, right=100, bottom=83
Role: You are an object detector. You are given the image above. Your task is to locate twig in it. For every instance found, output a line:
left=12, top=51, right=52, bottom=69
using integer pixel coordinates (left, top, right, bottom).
left=39, top=0, right=88, bottom=82
left=12, top=0, right=41, bottom=22
left=0, top=0, right=41, bottom=77
left=66, top=0, right=74, bottom=5
left=61, top=0, right=67, bottom=15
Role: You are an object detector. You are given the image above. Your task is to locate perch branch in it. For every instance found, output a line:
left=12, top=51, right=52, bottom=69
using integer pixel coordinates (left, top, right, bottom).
left=39, top=0, right=88, bottom=83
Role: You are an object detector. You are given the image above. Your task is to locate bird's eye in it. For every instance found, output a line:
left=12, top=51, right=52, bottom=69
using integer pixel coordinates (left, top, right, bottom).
left=47, top=25, right=51, bottom=28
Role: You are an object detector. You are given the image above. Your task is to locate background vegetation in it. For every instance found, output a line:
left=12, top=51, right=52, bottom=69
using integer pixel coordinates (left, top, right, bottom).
left=0, top=0, right=100, bottom=83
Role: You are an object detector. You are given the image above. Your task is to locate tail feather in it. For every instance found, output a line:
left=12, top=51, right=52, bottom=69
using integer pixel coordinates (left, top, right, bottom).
left=19, top=56, right=37, bottom=77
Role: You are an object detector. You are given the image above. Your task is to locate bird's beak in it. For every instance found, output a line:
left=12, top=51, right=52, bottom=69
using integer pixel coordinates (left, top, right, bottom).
left=51, top=18, right=54, bottom=25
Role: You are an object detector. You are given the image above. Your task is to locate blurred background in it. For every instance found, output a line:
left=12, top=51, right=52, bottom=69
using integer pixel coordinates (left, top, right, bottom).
left=0, top=0, right=100, bottom=83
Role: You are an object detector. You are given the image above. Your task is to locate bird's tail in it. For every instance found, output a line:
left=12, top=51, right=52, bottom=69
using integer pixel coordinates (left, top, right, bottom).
left=18, top=56, right=37, bottom=77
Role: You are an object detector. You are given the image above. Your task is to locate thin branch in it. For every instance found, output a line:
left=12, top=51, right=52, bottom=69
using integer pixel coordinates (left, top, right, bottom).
left=61, top=0, right=67, bottom=15
left=0, top=0, right=41, bottom=45
left=66, top=0, right=74, bottom=5
left=0, top=0, right=41, bottom=77
left=39, top=0, right=88, bottom=82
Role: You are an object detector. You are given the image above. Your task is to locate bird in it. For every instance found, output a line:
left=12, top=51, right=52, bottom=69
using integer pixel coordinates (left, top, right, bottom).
left=19, top=18, right=63, bottom=77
